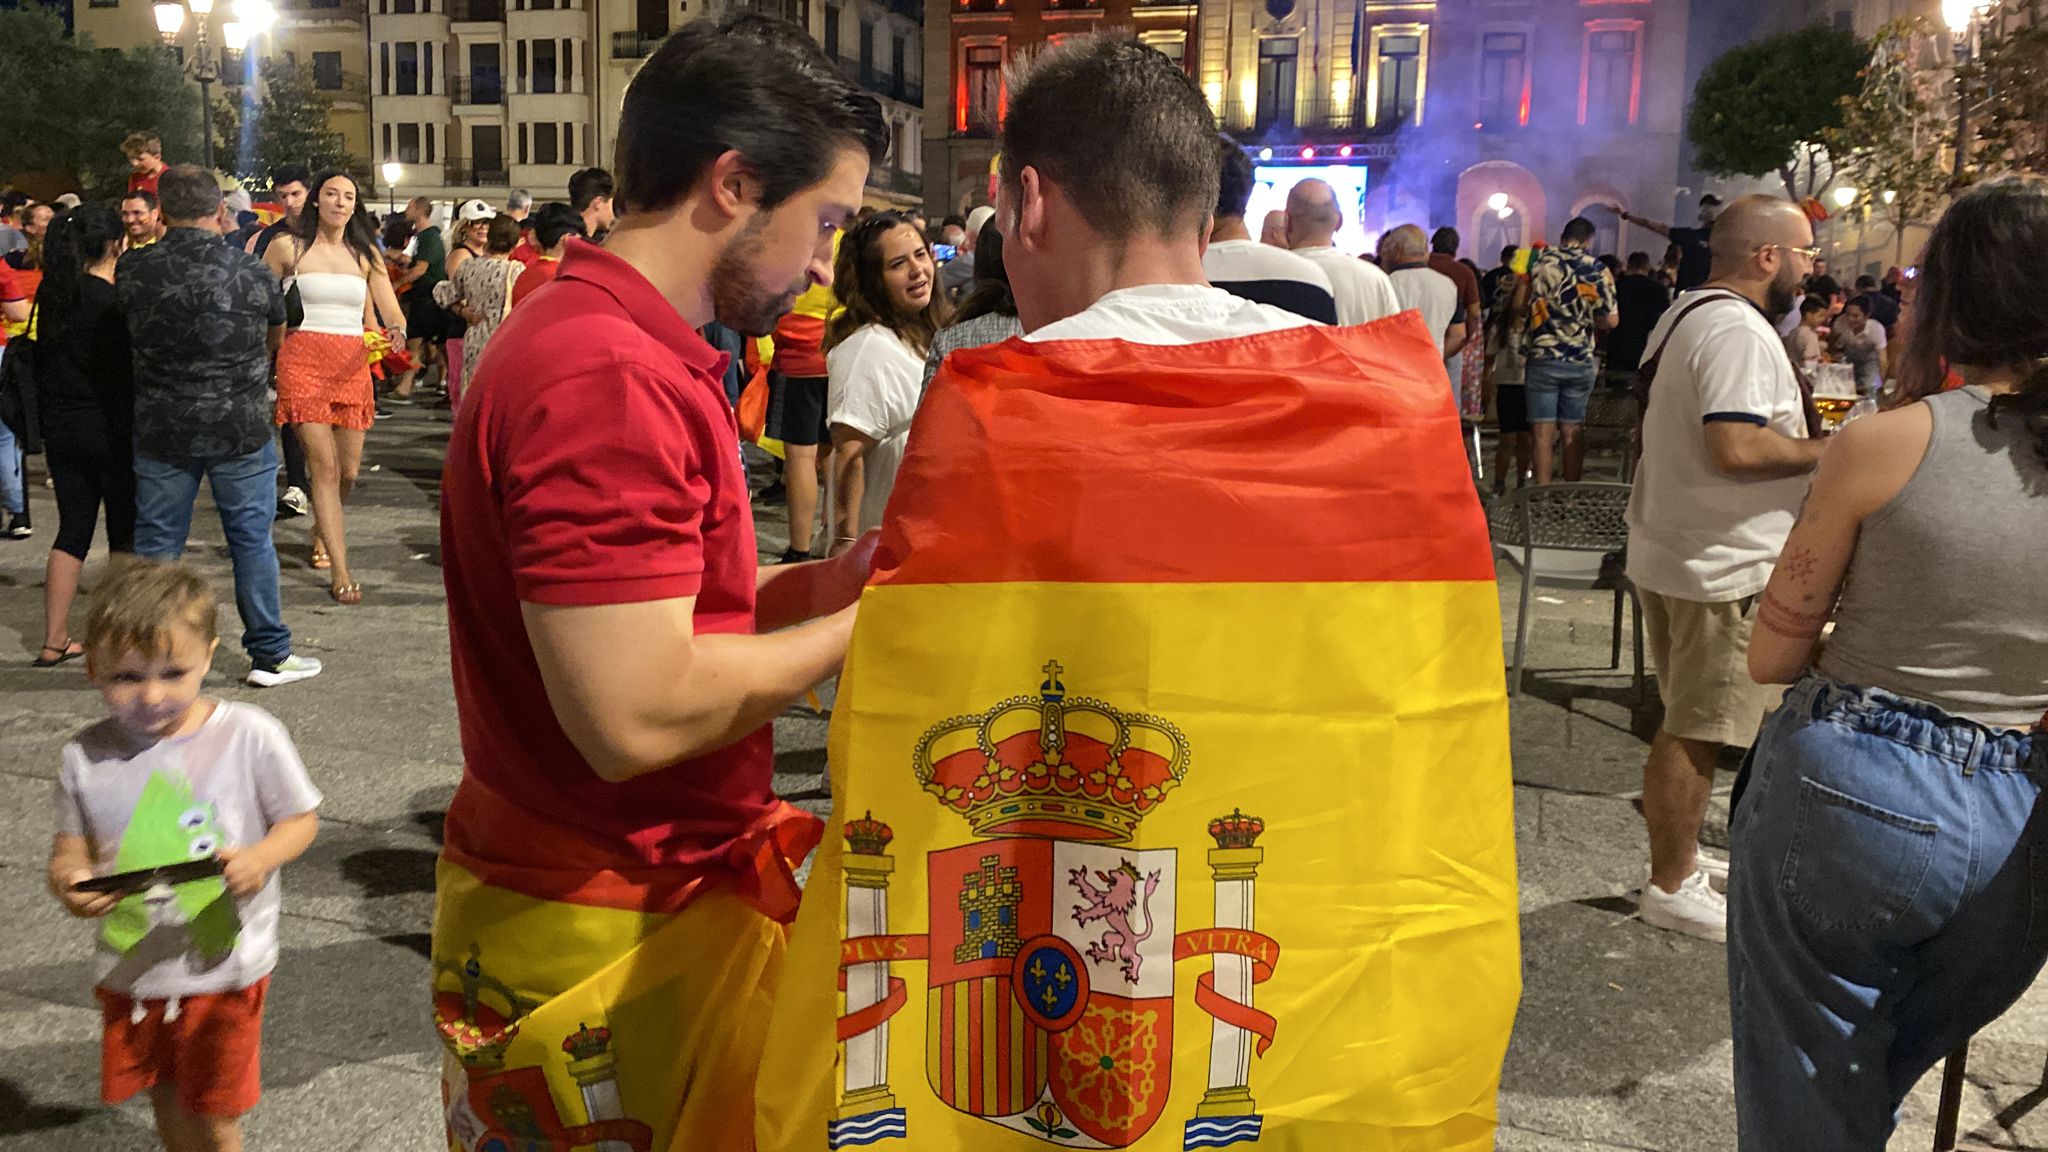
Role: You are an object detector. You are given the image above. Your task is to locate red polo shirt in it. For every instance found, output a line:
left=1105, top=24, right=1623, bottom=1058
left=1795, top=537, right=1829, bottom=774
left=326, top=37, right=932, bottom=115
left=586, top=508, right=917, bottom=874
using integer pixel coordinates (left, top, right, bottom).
left=439, top=238, right=809, bottom=915
left=128, top=167, right=161, bottom=197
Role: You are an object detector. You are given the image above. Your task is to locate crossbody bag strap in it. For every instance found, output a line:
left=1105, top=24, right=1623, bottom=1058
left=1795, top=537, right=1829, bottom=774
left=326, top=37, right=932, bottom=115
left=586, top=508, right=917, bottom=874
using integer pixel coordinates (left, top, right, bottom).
left=1643, top=288, right=1749, bottom=369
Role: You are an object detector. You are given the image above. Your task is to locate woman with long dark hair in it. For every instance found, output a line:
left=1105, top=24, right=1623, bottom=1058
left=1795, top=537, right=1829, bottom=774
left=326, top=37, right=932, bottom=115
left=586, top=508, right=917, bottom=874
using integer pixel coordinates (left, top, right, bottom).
left=825, top=210, right=949, bottom=550
left=28, top=202, right=133, bottom=666
left=1730, top=175, right=2048, bottom=1149
left=919, top=216, right=1022, bottom=392
left=263, top=171, right=405, bottom=604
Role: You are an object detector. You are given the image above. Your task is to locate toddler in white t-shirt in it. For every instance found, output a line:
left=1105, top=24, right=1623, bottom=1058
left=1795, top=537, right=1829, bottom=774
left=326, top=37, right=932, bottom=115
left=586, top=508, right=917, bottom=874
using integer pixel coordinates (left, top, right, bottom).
left=46, top=560, right=321, bottom=1152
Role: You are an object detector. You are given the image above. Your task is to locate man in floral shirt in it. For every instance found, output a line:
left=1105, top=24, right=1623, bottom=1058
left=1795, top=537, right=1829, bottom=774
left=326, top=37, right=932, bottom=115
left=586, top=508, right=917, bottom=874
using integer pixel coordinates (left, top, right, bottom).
left=1517, top=216, right=1616, bottom=484
left=117, top=165, right=321, bottom=688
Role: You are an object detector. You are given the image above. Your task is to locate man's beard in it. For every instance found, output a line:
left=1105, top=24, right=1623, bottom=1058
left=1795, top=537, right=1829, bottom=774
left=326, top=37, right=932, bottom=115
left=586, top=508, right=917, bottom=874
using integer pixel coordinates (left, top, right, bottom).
left=709, top=216, right=807, bottom=338
left=1766, top=265, right=1802, bottom=320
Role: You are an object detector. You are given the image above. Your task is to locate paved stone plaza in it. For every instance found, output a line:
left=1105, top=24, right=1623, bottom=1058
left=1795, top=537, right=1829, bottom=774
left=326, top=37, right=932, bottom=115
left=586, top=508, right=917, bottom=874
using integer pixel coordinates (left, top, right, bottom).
left=0, top=407, right=2041, bottom=1150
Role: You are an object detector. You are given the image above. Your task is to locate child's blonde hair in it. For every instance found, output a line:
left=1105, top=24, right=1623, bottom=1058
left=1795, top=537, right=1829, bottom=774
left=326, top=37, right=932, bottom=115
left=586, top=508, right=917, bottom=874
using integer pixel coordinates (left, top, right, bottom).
left=84, top=559, right=219, bottom=676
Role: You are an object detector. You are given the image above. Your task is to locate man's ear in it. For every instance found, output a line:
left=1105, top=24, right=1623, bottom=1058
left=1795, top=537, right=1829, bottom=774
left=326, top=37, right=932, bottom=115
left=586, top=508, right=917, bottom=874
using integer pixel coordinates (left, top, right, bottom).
left=1011, top=166, right=1050, bottom=254
left=706, top=150, right=761, bottom=223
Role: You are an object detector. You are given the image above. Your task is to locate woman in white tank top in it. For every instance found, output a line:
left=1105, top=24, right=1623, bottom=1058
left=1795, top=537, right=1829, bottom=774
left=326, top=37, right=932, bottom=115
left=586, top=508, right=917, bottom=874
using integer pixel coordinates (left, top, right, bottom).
left=1727, top=177, right=2048, bottom=1150
left=263, top=172, right=405, bottom=605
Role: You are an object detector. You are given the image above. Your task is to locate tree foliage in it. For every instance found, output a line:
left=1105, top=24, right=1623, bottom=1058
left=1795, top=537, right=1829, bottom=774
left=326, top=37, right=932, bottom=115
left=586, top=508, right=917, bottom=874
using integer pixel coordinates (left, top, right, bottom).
left=0, top=5, right=215, bottom=196
left=1689, top=24, right=1870, bottom=201
left=221, top=57, right=355, bottom=182
left=1836, top=19, right=1952, bottom=255
left=1968, top=0, right=2048, bottom=176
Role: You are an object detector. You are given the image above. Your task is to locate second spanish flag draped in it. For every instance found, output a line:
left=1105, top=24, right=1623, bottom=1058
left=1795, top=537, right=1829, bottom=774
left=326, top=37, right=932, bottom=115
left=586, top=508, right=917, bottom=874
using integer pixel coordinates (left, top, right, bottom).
left=759, top=313, right=1520, bottom=1151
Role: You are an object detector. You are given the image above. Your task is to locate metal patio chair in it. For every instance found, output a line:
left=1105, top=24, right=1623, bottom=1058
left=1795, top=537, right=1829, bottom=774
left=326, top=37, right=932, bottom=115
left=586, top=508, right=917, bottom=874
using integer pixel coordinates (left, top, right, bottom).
left=1489, top=482, right=1644, bottom=700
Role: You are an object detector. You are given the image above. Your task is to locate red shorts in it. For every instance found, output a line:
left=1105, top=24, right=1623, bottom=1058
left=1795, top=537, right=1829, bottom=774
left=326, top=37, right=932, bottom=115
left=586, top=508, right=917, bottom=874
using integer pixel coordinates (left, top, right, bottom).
left=96, top=978, right=268, bottom=1118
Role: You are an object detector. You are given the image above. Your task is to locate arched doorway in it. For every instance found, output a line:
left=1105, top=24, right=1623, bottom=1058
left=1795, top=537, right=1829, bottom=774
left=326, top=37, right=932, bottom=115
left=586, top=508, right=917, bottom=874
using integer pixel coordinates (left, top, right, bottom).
left=1456, top=161, right=1546, bottom=262
left=1571, top=184, right=1631, bottom=259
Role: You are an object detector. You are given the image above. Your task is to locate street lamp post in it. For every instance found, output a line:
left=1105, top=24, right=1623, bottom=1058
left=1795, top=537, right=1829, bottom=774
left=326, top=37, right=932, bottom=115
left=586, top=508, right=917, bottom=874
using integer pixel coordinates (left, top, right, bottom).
left=151, top=0, right=273, bottom=174
left=1943, top=0, right=1994, bottom=183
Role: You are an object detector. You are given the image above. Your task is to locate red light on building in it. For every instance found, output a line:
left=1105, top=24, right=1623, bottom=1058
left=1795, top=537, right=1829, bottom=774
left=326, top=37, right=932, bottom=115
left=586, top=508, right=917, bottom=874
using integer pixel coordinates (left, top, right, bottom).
left=1338, top=144, right=1353, bottom=159
left=1300, top=146, right=1315, bottom=160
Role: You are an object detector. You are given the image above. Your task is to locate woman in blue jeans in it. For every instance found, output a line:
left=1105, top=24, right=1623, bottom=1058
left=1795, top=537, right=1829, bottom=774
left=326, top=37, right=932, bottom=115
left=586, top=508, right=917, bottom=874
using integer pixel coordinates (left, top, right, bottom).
left=1731, top=176, right=2048, bottom=1150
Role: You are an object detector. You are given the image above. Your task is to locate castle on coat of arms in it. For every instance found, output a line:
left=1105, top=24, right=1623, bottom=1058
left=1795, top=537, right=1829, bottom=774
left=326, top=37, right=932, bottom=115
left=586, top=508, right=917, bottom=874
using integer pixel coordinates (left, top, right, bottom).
left=831, top=662, right=1280, bottom=1151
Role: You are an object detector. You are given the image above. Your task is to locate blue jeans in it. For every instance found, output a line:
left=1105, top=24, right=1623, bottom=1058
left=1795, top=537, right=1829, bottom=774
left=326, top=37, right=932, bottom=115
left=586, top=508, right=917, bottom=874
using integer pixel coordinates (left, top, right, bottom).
left=1523, top=358, right=1598, bottom=425
left=133, top=442, right=292, bottom=667
left=0, top=409, right=22, bottom=515
left=1728, top=673, right=2045, bottom=1151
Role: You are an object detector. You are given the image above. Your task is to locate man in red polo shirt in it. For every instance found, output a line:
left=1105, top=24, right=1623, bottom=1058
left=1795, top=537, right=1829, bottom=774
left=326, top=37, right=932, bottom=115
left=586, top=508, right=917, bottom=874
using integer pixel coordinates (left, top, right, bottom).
left=431, top=12, right=889, bottom=1151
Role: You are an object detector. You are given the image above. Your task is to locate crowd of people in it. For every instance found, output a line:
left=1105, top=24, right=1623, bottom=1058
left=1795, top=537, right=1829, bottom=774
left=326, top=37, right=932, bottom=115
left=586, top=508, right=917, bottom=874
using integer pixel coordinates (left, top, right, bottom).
left=6, top=13, right=2043, bottom=1152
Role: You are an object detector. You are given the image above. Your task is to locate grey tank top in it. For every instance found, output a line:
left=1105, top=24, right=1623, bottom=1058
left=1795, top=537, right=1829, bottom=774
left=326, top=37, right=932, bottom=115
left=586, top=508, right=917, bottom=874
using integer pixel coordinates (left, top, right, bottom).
left=1818, top=387, right=2048, bottom=730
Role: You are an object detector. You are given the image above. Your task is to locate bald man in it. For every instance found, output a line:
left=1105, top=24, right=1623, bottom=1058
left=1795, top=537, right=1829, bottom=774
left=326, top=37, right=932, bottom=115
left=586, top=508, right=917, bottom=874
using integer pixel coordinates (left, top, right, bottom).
left=1624, top=194, right=1827, bottom=943
left=1380, top=224, right=1467, bottom=369
left=1283, top=180, right=1399, bottom=326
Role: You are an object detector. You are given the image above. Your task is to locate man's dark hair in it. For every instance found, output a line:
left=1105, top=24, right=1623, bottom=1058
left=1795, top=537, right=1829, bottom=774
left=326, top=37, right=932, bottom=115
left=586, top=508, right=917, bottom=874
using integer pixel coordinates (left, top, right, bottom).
left=1430, top=226, right=1459, bottom=255
left=1561, top=216, right=1597, bottom=244
left=614, top=14, right=887, bottom=215
left=1499, top=245, right=1517, bottom=264
left=1808, top=274, right=1843, bottom=300
left=1000, top=34, right=1219, bottom=244
left=158, top=164, right=221, bottom=223
left=1799, top=294, right=1828, bottom=317
left=941, top=213, right=965, bottom=230
left=1626, top=250, right=1652, bottom=271
left=532, top=201, right=586, bottom=249
left=271, top=164, right=311, bottom=192
left=121, top=190, right=159, bottom=210
left=568, top=167, right=614, bottom=212
left=1214, top=133, right=1255, bottom=220
left=1854, top=274, right=1879, bottom=291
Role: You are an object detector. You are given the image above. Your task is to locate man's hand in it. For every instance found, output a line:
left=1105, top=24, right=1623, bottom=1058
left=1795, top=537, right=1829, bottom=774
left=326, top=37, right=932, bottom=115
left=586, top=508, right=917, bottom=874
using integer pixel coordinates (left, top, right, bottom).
left=821, top=529, right=882, bottom=606
left=215, top=846, right=272, bottom=899
left=56, top=870, right=118, bottom=919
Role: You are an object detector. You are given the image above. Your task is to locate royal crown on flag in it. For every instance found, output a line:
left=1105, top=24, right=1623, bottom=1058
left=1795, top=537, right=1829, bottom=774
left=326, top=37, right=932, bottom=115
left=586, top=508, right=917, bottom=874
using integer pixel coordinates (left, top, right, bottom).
left=912, top=661, right=1190, bottom=845
left=1207, top=808, right=1266, bottom=850
left=845, top=811, right=895, bottom=856
left=559, top=1022, right=613, bottom=1062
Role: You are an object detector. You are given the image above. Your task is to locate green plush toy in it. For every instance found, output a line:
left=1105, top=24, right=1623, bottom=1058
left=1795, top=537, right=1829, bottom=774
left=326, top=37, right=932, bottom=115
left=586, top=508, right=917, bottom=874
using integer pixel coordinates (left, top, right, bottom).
left=100, top=770, right=240, bottom=961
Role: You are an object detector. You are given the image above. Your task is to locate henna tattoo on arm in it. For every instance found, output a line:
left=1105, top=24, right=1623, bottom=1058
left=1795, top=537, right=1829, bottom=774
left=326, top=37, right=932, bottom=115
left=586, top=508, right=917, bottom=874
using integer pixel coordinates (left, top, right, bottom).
left=1758, top=589, right=1831, bottom=639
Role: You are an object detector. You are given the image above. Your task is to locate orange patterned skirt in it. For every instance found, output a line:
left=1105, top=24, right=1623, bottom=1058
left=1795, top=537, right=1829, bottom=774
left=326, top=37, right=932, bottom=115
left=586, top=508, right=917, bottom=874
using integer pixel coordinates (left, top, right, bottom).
left=276, top=330, right=374, bottom=430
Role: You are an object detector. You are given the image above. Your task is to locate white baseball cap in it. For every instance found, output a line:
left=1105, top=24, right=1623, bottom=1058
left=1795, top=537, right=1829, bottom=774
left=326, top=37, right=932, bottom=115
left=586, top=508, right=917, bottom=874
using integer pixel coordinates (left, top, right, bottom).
left=965, top=205, right=996, bottom=235
left=457, top=198, right=495, bottom=221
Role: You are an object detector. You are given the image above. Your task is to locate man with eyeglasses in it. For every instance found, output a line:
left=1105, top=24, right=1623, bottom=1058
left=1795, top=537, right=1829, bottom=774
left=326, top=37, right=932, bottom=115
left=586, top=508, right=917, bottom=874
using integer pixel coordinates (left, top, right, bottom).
left=1623, top=194, right=1829, bottom=944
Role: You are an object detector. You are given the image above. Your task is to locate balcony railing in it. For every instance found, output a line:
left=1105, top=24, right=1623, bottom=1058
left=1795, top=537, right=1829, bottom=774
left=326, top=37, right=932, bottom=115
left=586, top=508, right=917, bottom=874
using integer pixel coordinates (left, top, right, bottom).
left=833, top=54, right=923, bottom=105
left=443, top=165, right=511, bottom=187
left=612, top=30, right=665, bottom=58
left=450, top=74, right=505, bottom=103
left=1216, top=96, right=1405, bottom=142
left=866, top=166, right=923, bottom=198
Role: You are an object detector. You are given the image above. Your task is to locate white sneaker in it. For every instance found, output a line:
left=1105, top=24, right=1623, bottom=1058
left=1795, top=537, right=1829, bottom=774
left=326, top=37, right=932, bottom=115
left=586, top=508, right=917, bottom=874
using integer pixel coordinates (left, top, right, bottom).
left=1639, top=869, right=1727, bottom=943
left=1696, top=847, right=1730, bottom=893
left=246, top=654, right=323, bottom=688
left=279, top=486, right=311, bottom=518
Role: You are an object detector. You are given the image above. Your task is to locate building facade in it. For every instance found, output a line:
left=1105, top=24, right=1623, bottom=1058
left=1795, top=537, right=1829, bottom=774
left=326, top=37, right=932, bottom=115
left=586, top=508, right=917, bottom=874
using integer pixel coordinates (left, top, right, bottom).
left=368, top=0, right=922, bottom=204
left=926, top=0, right=1699, bottom=262
left=76, top=0, right=376, bottom=174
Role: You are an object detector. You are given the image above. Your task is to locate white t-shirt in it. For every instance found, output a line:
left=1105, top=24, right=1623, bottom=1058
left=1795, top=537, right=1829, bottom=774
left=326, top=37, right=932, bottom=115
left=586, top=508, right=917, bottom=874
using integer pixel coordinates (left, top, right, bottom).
left=55, top=702, right=323, bottom=999
left=827, top=323, right=927, bottom=534
left=1023, top=283, right=1314, bottom=346
left=1626, top=290, right=1813, bottom=602
left=1200, top=239, right=1337, bottom=324
left=1386, top=265, right=1462, bottom=354
left=1292, top=246, right=1402, bottom=327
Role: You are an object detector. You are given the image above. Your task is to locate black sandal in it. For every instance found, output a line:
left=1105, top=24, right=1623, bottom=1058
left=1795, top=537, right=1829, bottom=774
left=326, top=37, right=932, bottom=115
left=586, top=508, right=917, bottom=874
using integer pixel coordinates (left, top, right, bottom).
left=33, top=640, right=84, bottom=667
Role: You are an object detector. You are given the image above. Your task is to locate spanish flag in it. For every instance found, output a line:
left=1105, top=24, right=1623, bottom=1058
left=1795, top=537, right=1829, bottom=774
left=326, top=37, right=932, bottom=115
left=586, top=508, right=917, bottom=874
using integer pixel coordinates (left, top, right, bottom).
left=759, top=312, right=1520, bottom=1151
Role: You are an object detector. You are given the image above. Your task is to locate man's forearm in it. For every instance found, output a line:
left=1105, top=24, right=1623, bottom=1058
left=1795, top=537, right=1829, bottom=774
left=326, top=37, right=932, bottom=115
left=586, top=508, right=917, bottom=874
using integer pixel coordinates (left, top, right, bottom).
left=600, top=611, right=855, bottom=781
left=1711, top=428, right=1827, bottom=480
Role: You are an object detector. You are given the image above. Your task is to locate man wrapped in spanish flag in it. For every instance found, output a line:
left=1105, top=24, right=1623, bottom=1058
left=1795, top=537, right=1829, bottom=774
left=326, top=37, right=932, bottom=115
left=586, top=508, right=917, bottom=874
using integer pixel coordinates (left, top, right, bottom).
left=758, top=33, right=1521, bottom=1152
left=429, top=15, right=891, bottom=1152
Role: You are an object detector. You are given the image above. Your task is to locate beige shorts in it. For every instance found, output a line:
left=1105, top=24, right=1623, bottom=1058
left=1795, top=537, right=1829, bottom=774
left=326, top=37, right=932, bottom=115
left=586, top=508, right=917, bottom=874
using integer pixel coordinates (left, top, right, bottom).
left=1639, top=588, right=1785, bottom=747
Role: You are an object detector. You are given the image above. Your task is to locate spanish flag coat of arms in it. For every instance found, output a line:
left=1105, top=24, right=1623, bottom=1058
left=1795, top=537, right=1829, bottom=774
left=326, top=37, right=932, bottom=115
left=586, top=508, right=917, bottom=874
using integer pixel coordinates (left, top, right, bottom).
left=759, top=311, right=1521, bottom=1152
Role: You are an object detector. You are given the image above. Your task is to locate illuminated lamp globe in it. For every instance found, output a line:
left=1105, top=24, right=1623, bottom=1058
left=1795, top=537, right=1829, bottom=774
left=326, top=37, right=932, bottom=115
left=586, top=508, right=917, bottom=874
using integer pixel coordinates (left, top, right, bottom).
left=1487, top=192, right=1510, bottom=214
left=1833, top=186, right=1858, bottom=209
left=153, top=0, right=185, bottom=39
